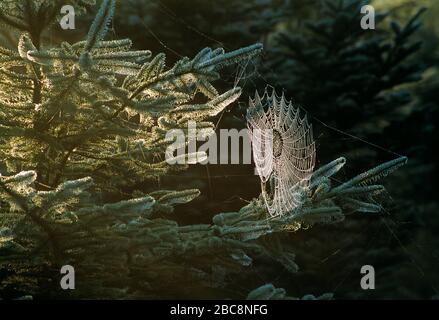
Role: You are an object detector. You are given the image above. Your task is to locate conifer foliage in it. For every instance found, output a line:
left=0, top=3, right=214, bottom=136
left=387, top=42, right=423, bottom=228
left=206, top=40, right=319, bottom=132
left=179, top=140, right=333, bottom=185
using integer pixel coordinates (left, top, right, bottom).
left=270, top=0, right=426, bottom=143
left=0, top=1, right=406, bottom=299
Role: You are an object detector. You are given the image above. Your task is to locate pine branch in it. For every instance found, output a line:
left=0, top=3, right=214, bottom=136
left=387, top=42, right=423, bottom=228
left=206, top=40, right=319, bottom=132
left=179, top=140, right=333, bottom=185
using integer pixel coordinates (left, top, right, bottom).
left=83, top=0, right=116, bottom=53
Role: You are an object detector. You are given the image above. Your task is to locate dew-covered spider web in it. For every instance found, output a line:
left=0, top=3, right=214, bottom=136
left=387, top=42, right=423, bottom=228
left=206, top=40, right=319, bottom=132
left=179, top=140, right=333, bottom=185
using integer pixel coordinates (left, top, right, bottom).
left=247, top=88, right=315, bottom=217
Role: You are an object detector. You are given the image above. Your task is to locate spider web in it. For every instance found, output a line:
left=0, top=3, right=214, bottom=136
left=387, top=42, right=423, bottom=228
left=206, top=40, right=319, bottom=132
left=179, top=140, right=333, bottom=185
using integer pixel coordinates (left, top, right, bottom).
left=247, top=88, right=315, bottom=217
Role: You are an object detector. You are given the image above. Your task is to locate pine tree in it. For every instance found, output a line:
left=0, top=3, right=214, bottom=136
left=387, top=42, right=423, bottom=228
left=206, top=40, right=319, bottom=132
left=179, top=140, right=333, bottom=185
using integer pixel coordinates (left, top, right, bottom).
left=0, top=0, right=406, bottom=299
left=269, top=0, right=426, bottom=164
